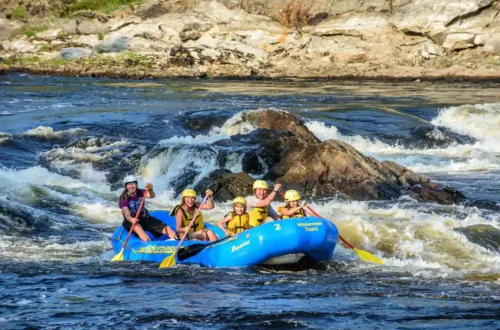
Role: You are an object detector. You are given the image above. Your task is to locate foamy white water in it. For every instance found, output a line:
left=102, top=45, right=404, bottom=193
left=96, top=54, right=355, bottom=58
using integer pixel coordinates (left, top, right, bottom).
left=0, top=166, right=108, bottom=193
left=159, top=110, right=257, bottom=145
left=0, top=133, right=11, bottom=144
left=0, top=234, right=109, bottom=261
left=24, top=126, right=87, bottom=139
left=432, top=103, right=500, bottom=143
left=306, top=103, right=500, bottom=174
left=303, top=198, right=500, bottom=277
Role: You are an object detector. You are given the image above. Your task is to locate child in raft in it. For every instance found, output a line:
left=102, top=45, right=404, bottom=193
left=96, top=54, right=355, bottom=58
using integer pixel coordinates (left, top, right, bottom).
left=217, top=197, right=250, bottom=237
left=277, top=189, right=308, bottom=219
left=247, top=180, right=282, bottom=228
left=170, top=189, right=218, bottom=241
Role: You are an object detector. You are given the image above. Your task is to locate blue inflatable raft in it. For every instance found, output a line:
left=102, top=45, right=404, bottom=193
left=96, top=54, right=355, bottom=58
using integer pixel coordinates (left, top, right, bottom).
left=110, top=211, right=339, bottom=267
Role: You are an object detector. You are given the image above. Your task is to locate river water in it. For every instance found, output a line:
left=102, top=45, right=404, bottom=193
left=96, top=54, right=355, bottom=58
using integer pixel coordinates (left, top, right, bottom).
left=0, top=73, right=499, bottom=329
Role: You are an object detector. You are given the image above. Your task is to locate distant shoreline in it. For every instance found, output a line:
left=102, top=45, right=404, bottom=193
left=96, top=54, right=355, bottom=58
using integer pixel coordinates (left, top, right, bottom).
left=3, top=65, right=500, bottom=83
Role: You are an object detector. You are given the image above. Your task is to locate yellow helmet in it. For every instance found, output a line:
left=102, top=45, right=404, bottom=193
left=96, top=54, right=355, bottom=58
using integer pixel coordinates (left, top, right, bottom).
left=252, top=180, right=268, bottom=191
left=181, top=189, right=197, bottom=199
left=285, top=190, right=301, bottom=202
left=232, top=197, right=247, bottom=207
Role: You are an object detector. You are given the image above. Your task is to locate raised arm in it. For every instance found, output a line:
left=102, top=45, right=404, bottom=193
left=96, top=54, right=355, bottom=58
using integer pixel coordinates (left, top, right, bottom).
left=279, top=201, right=307, bottom=216
left=145, top=183, right=155, bottom=198
left=254, top=183, right=281, bottom=207
left=197, top=189, right=214, bottom=210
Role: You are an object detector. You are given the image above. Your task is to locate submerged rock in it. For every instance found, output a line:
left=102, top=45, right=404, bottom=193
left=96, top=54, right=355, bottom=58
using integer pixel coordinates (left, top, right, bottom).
left=464, top=199, right=500, bottom=211
left=456, top=224, right=500, bottom=253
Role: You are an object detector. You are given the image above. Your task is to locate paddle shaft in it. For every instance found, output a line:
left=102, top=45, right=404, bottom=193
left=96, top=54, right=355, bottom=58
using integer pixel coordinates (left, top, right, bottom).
left=278, top=190, right=355, bottom=249
left=172, top=194, right=210, bottom=256
left=121, top=189, right=148, bottom=252
left=177, top=235, right=233, bottom=261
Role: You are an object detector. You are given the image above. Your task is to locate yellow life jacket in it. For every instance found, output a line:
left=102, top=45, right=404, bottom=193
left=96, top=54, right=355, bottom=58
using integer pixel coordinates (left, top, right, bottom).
left=278, top=204, right=306, bottom=219
left=248, top=205, right=268, bottom=228
left=226, top=212, right=250, bottom=234
left=170, top=204, right=204, bottom=233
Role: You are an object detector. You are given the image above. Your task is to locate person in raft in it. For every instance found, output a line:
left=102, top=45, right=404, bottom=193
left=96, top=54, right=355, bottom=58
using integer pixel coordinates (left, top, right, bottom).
left=119, top=175, right=176, bottom=242
left=247, top=180, right=282, bottom=228
left=277, top=189, right=307, bottom=219
left=217, top=197, right=250, bottom=237
left=170, top=189, right=218, bottom=241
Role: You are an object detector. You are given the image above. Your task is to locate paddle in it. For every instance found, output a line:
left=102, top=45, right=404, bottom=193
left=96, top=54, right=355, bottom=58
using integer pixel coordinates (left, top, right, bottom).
left=279, top=191, right=383, bottom=264
left=111, top=189, right=148, bottom=262
left=159, top=193, right=210, bottom=268
left=177, top=235, right=234, bottom=261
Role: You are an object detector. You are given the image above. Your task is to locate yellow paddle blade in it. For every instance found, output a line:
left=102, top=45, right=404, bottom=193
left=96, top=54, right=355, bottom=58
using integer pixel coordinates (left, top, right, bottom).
left=354, top=248, right=384, bottom=264
left=159, top=254, right=176, bottom=268
left=111, top=249, right=124, bottom=262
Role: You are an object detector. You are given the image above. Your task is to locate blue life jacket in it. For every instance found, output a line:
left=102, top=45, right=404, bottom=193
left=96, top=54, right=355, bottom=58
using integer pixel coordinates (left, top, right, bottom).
left=126, top=190, right=148, bottom=219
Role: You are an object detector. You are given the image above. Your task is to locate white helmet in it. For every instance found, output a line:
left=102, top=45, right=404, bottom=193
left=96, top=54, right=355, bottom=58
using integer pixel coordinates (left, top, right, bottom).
left=123, top=175, right=138, bottom=187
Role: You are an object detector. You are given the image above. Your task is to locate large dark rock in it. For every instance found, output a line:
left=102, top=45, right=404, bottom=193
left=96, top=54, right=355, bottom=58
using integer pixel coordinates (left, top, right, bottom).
left=230, top=128, right=312, bottom=169
left=242, top=150, right=264, bottom=174
left=264, top=133, right=463, bottom=203
left=202, top=109, right=465, bottom=205
left=195, top=170, right=254, bottom=202
left=244, top=110, right=319, bottom=144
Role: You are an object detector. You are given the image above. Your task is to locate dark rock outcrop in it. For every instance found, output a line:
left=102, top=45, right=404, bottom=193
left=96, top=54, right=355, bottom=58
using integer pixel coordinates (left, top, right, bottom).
left=195, top=169, right=255, bottom=202
left=230, top=128, right=312, bottom=169
left=242, top=150, right=264, bottom=174
left=183, top=110, right=230, bottom=132
left=245, top=110, right=320, bottom=144
left=206, top=109, right=465, bottom=204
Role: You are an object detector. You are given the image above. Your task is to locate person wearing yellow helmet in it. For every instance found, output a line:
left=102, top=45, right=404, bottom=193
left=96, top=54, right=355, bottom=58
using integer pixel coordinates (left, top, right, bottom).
left=119, top=175, right=176, bottom=242
left=278, top=189, right=307, bottom=219
left=170, top=188, right=217, bottom=241
left=217, top=197, right=250, bottom=237
left=247, top=180, right=281, bottom=228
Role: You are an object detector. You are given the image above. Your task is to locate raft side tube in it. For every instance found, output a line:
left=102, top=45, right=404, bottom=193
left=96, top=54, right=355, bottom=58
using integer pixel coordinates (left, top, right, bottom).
left=110, top=215, right=338, bottom=266
left=183, top=217, right=338, bottom=267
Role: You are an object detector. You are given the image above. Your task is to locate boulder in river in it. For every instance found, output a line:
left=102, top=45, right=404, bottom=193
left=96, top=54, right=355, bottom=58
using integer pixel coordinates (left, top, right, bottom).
left=200, top=109, right=466, bottom=204
left=195, top=169, right=255, bottom=202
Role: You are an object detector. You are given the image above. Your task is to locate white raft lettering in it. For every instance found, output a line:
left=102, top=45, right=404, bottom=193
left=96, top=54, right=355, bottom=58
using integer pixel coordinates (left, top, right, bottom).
left=231, top=240, right=250, bottom=253
left=297, top=222, right=323, bottom=227
left=138, top=246, right=176, bottom=254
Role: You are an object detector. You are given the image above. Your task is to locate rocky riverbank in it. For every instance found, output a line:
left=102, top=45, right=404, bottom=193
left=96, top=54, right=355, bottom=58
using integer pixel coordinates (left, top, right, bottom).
left=1, top=0, right=500, bottom=80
